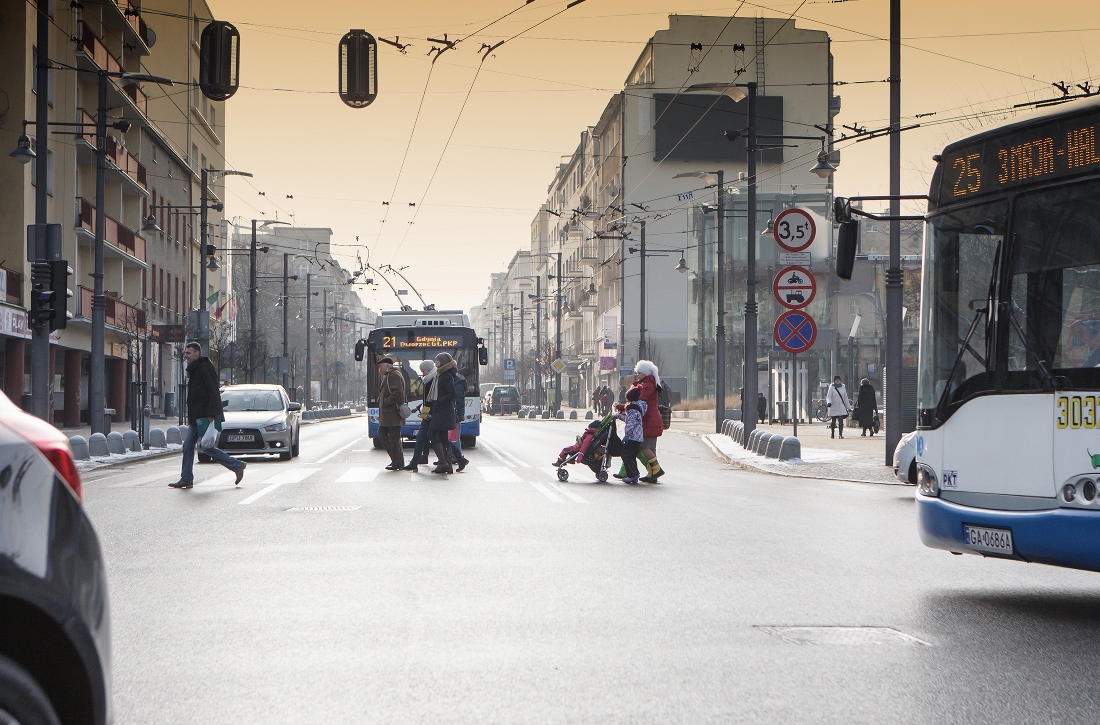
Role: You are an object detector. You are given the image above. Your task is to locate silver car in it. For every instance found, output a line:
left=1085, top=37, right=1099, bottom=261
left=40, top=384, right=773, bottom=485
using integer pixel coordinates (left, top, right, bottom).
left=200, top=384, right=301, bottom=462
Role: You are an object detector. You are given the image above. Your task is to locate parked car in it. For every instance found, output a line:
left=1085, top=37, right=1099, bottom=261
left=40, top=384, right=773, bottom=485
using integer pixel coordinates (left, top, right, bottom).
left=200, top=384, right=301, bottom=462
left=894, top=430, right=918, bottom=485
left=0, top=389, right=112, bottom=725
left=486, top=385, right=521, bottom=415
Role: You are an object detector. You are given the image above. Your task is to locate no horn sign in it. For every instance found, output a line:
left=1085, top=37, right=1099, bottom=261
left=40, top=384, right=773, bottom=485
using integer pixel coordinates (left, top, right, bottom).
left=774, top=310, right=818, bottom=354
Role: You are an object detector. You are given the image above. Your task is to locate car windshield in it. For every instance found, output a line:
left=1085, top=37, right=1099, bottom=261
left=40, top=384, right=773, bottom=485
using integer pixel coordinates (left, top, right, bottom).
left=222, top=389, right=285, bottom=412
left=495, top=387, right=517, bottom=398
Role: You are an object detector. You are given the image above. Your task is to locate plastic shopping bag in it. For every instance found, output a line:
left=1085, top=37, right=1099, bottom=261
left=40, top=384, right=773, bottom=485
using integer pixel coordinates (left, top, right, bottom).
left=198, top=419, right=218, bottom=451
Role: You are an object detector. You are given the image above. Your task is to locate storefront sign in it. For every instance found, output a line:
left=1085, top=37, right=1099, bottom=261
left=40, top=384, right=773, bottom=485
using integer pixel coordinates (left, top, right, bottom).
left=0, top=305, right=30, bottom=339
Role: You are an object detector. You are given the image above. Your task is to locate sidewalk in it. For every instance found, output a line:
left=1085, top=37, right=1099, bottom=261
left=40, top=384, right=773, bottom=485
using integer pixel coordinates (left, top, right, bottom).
left=671, top=417, right=905, bottom=485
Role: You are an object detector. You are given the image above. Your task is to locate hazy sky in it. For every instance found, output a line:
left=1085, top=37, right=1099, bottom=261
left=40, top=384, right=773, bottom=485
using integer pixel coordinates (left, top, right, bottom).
left=199, top=0, right=1099, bottom=312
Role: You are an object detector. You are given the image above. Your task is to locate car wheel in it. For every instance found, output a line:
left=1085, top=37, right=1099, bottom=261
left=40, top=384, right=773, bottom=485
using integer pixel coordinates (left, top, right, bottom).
left=198, top=453, right=212, bottom=464
left=0, top=653, right=62, bottom=725
left=291, top=434, right=300, bottom=457
left=279, top=451, right=292, bottom=461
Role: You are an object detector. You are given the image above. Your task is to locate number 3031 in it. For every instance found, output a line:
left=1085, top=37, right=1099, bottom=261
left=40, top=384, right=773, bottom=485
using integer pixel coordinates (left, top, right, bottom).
left=1056, top=395, right=1098, bottom=429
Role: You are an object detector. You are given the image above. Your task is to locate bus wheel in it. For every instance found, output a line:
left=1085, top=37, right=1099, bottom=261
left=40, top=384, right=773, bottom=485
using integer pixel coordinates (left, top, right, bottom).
left=461, top=435, right=476, bottom=449
left=373, top=437, right=384, bottom=449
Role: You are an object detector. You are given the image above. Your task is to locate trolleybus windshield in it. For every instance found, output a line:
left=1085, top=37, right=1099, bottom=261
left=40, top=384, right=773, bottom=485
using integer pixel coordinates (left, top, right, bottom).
left=365, top=329, right=480, bottom=407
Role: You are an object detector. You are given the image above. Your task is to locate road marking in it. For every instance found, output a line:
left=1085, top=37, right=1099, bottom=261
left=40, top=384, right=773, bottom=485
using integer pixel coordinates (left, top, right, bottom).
left=528, top=479, right=564, bottom=503
left=546, top=480, right=588, bottom=504
left=336, top=467, right=381, bottom=483
left=479, top=466, right=523, bottom=483
left=477, top=438, right=530, bottom=467
left=196, top=472, right=237, bottom=488
left=238, top=468, right=318, bottom=505
left=312, top=436, right=366, bottom=464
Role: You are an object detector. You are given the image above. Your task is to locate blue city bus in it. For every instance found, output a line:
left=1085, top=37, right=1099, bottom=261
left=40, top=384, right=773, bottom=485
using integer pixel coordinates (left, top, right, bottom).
left=911, top=96, right=1100, bottom=572
left=355, top=311, right=487, bottom=449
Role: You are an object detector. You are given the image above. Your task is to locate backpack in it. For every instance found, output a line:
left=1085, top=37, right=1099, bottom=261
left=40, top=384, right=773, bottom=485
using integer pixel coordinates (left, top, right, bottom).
left=658, top=381, right=672, bottom=430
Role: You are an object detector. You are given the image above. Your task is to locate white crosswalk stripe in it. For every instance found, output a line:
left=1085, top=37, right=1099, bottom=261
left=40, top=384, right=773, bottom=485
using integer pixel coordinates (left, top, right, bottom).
left=238, top=467, right=319, bottom=505
left=335, top=467, right=382, bottom=483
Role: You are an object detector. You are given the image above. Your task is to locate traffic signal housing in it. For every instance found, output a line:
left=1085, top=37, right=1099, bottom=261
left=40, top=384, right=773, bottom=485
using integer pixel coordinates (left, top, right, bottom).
left=339, top=30, right=377, bottom=108
left=48, top=259, right=72, bottom=330
left=200, top=21, right=240, bottom=101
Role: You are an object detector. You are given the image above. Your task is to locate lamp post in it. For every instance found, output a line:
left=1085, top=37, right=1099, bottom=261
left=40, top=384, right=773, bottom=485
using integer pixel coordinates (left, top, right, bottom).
left=535, top=253, right=564, bottom=412
left=198, top=170, right=252, bottom=354
left=306, top=273, right=313, bottom=409
left=515, top=275, right=542, bottom=405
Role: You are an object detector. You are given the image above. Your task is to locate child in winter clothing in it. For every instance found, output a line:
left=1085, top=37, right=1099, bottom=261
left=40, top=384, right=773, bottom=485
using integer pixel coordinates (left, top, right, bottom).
left=553, top=420, right=600, bottom=466
left=615, top=387, right=647, bottom=483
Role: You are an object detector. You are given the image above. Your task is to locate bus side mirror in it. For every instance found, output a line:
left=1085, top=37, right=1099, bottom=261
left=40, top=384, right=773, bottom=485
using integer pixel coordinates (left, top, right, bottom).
left=354, top=339, right=366, bottom=362
left=479, top=347, right=488, bottom=366
left=835, top=221, right=859, bottom=281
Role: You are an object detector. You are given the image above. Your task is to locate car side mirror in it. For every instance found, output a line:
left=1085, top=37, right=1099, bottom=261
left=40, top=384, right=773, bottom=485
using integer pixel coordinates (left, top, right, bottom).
left=479, top=347, right=488, bottom=366
left=288, top=402, right=301, bottom=411
left=835, top=220, right=859, bottom=281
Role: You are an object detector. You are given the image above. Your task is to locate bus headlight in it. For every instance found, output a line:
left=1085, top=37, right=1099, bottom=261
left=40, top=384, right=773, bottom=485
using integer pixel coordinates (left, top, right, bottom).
left=916, top=464, right=939, bottom=497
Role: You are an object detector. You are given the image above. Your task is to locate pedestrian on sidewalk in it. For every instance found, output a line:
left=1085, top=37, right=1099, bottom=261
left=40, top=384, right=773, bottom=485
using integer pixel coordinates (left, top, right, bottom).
left=826, top=375, right=851, bottom=439
left=757, top=392, right=767, bottom=424
left=404, top=360, right=435, bottom=472
left=377, top=357, right=406, bottom=471
left=614, top=387, right=647, bottom=484
left=857, top=378, right=878, bottom=436
left=171, top=341, right=245, bottom=489
left=427, top=353, right=458, bottom=474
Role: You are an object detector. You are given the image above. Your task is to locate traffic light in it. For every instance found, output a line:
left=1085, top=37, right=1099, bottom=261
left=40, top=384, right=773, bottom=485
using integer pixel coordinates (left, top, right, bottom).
left=339, top=30, right=377, bottom=108
left=48, top=259, right=72, bottom=330
left=199, top=21, right=240, bottom=101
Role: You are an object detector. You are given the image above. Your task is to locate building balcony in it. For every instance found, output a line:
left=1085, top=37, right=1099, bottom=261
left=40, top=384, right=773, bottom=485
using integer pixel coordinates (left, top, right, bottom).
left=75, top=198, right=147, bottom=266
left=76, top=25, right=154, bottom=131
left=122, top=84, right=148, bottom=116
left=75, top=110, right=147, bottom=195
left=2, top=267, right=22, bottom=307
left=78, top=23, right=123, bottom=75
left=77, top=286, right=146, bottom=331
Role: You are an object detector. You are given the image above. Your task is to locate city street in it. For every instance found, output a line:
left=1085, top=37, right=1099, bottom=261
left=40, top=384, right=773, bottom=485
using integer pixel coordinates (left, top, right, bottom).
left=83, top=416, right=1100, bottom=724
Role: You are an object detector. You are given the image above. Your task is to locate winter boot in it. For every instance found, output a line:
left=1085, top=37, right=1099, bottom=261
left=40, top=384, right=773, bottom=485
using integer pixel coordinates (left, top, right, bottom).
left=430, top=442, right=454, bottom=474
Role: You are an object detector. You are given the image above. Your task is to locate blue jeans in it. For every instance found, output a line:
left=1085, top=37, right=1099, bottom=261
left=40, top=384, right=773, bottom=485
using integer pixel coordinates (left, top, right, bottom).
left=181, top=420, right=242, bottom=482
left=411, top=418, right=431, bottom=463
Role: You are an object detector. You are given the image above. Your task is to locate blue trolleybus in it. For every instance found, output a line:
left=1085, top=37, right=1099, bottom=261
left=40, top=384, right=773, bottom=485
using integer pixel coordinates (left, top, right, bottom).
left=355, top=310, right=487, bottom=449
left=914, top=96, right=1100, bottom=572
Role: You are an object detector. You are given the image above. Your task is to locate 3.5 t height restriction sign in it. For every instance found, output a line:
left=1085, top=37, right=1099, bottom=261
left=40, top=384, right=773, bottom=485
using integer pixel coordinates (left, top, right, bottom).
left=774, top=310, right=818, bottom=354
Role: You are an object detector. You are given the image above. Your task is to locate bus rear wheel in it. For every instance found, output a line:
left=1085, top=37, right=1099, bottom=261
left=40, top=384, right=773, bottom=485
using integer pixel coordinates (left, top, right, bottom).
left=461, top=435, right=476, bottom=449
left=373, top=437, right=384, bottom=449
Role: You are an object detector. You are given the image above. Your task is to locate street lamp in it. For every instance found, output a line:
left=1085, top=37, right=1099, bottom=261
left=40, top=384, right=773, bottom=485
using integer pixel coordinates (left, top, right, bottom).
left=9, top=134, right=34, bottom=163
left=515, top=275, right=543, bottom=407
left=196, top=170, right=253, bottom=353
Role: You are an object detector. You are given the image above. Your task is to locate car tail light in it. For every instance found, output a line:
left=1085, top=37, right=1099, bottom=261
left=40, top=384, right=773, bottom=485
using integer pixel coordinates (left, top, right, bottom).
left=35, top=439, right=83, bottom=502
left=4, top=408, right=83, bottom=502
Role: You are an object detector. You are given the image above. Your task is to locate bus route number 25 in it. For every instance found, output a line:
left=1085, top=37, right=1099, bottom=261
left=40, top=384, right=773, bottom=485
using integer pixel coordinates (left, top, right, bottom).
left=1056, top=395, right=1100, bottom=429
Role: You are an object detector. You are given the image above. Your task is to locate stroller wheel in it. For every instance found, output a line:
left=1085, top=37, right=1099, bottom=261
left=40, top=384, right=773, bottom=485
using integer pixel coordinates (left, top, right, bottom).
left=596, top=470, right=608, bottom=483
left=557, top=468, right=569, bottom=482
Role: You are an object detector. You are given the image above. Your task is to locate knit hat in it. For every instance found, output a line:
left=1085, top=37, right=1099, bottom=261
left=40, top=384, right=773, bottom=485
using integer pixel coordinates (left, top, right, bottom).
left=626, top=387, right=641, bottom=402
left=419, top=360, right=435, bottom=373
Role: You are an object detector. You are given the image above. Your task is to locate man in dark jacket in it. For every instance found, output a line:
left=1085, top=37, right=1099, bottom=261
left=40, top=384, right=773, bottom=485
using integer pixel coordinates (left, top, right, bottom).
left=448, top=368, right=470, bottom=471
left=377, top=357, right=406, bottom=470
left=171, top=342, right=245, bottom=489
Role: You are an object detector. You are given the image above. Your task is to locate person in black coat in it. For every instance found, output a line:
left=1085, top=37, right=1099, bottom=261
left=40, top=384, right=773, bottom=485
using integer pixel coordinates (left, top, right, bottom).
left=172, top=342, right=245, bottom=489
left=857, top=378, right=878, bottom=436
left=757, top=392, right=767, bottom=424
left=426, top=352, right=458, bottom=474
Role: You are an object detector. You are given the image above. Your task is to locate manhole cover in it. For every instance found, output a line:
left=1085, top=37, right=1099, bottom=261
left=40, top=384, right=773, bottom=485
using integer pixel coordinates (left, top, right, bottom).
left=755, top=626, right=930, bottom=646
left=285, top=506, right=361, bottom=512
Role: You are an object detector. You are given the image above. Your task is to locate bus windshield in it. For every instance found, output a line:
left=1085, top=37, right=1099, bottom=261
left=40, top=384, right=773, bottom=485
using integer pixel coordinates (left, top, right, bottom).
left=920, top=179, right=1100, bottom=425
left=366, top=346, right=480, bottom=406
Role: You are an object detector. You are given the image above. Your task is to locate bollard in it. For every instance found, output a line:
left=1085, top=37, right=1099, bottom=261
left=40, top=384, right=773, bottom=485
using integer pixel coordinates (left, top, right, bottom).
left=754, top=432, right=773, bottom=455
left=569, top=410, right=578, bottom=420
left=745, top=429, right=759, bottom=450
left=89, top=433, right=109, bottom=457
left=106, top=431, right=125, bottom=455
left=70, top=435, right=90, bottom=461
left=765, top=433, right=783, bottom=459
left=123, top=430, right=141, bottom=453
left=166, top=426, right=182, bottom=445
left=555, top=410, right=565, bottom=419
left=542, top=410, right=551, bottom=419
left=585, top=410, right=594, bottom=420
left=149, top=428, right=167, bottom=448
left=142, top=405, right=151, bottom=448
left=778, top=436, right=801, bottom=461
left=530, top=409, right=540, bottom=419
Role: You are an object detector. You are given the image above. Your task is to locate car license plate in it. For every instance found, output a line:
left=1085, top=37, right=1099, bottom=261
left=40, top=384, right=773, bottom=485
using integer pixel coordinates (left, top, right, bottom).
left=227, top=434, right=251, bottom=443
left=963, top=525, right=1013, bottom=555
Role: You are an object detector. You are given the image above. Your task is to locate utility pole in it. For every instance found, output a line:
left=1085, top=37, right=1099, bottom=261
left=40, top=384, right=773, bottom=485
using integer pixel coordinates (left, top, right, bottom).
left=638, top=219, right=647, bottom=360
left=742, top=81, right=760, bottom=440
left=321, top=288, right=328, bottom=404
left=282, top=253, right=290, bottom=394
left=533, top=277, right=542, bottom=409
left=714, top=170, right=726, bottom=433
left=885, top=0, right=903, bottom=465
left=248, top=219, right=257, bottom=383
left=29, top=0, right=50, bottom=420
left=198, top=168, right=209, bottom=353
left=517, top=291, right=524, bottom=401
left=305, top=273, right=312, bottom=409
left=555, top=253, right=562, bottom=412
left=89, top=71, right=109, bottom=434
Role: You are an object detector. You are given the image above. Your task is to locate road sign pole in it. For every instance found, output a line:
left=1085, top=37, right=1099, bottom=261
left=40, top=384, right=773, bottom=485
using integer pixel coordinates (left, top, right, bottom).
left=793, top=352, right=798, bottom=437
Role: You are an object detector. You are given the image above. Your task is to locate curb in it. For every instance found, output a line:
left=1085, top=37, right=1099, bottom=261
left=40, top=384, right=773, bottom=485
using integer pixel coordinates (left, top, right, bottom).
left=699, top=434, right=909, bottom=487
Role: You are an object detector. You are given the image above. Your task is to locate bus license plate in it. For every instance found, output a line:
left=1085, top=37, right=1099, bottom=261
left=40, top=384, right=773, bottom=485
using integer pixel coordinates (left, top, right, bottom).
left=227, top=434, right=252, bottom=443
left=963, top=525, right=1013, bottom=555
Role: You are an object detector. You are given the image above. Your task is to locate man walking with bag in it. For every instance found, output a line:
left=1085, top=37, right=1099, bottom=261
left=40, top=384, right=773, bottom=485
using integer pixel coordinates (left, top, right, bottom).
left=171, top=342, right=245, bottom=489
left=377, top=357, right=407, bottom=471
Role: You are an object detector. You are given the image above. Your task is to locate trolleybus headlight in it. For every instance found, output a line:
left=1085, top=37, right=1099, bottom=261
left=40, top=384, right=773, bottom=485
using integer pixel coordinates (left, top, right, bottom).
left=1082, top=479, right=1097, bottom=503
left=1062, top=483, right=1077, bottom=503
left=916, top=464, right=939, bottom=497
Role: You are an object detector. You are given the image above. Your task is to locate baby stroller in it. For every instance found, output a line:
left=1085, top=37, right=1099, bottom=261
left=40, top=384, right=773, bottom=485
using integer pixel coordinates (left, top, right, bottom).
left=554, top=411, right=622, bottom=483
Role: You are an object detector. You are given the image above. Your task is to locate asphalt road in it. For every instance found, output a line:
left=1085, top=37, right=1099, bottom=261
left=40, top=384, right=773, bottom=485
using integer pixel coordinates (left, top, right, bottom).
left=82, top=415, right=1100, bottom=724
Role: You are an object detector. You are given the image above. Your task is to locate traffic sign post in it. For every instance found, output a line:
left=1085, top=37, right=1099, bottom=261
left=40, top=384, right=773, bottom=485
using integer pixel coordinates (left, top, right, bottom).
left=772, top=207, right=817, bottom=252
left=772, top=266, right=816, bottom=310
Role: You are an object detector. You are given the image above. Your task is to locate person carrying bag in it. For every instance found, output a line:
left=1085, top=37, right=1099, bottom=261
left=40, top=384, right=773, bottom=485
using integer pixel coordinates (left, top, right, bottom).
left=825, top=375, right=851, bottom=439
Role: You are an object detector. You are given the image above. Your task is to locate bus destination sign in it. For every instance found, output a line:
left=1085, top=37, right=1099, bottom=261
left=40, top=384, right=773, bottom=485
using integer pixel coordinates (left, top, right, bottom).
left=940, top=110, right=1100, bottom=205
left=380, top=332, right=461, bottom=350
